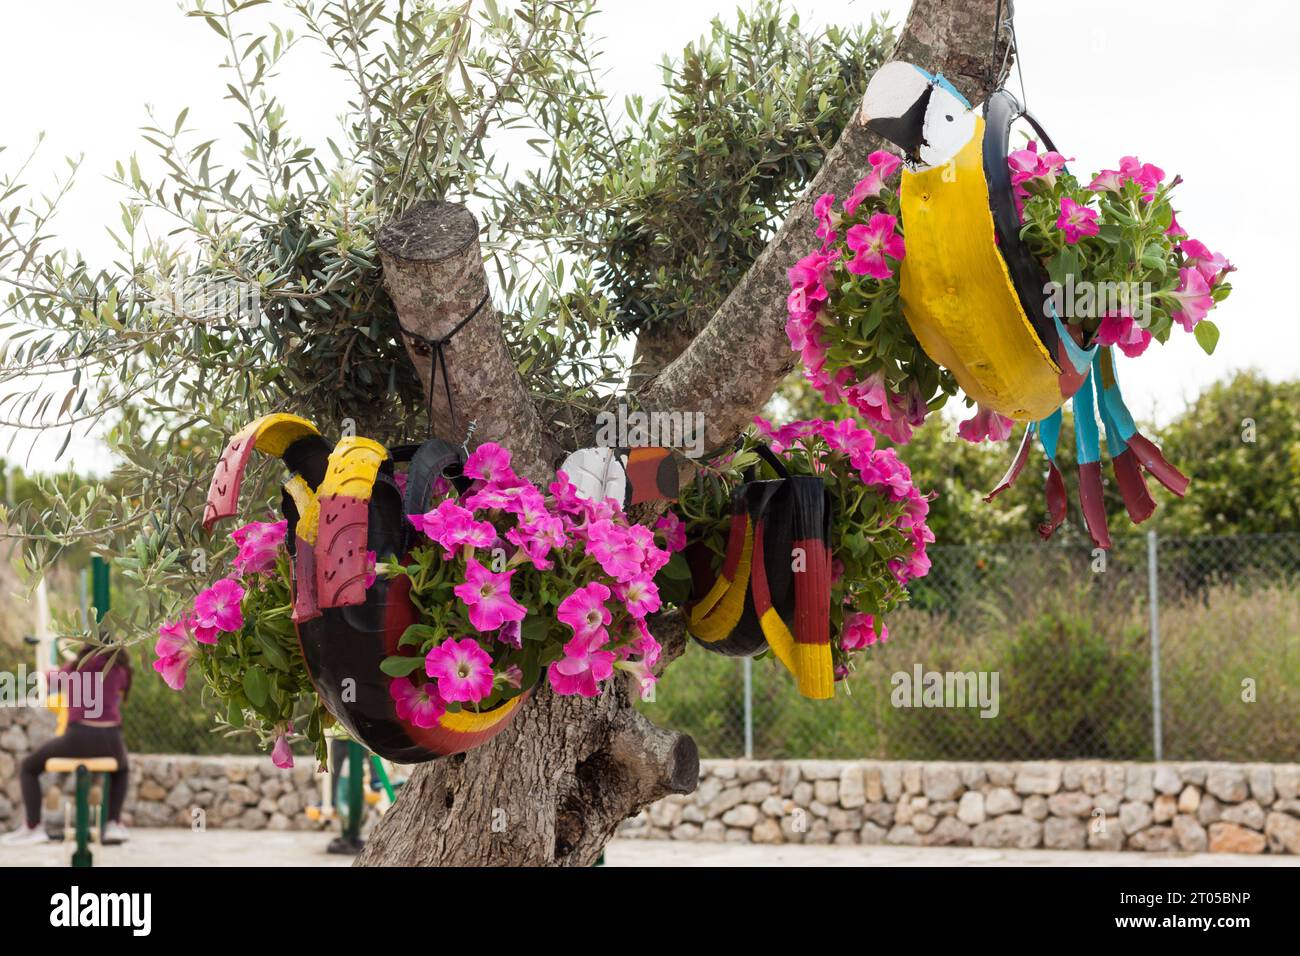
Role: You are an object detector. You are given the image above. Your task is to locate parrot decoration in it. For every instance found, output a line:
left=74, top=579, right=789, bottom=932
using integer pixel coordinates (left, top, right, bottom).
left=857, top=62, right=1188, bottom=548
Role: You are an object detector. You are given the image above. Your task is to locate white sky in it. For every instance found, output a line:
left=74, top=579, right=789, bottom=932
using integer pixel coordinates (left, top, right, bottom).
left=2, top=0, right=1297, bottom=475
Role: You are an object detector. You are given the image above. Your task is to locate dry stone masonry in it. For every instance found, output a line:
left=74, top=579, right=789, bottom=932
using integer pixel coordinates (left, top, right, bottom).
left=619, top=759, right=1300, bottom=855
left=4, top=703, right=1297, bottom=854
left=1, top=707, right=325, bottom=833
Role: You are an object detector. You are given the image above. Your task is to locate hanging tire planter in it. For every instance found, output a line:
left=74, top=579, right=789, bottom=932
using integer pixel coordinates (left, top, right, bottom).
left=684, top=445, right=835, bottom=700
left=202, top=416, right=533, bottom=763
left=785, top=56, right=1233, bottom=548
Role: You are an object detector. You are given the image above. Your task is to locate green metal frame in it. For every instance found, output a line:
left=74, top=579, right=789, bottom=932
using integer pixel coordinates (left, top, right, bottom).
left=68, top=766, right=113, bottom=868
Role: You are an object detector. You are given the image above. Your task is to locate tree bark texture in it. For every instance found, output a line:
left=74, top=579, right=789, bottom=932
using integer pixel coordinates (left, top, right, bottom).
left=359, top=0, right=1009, bottom=867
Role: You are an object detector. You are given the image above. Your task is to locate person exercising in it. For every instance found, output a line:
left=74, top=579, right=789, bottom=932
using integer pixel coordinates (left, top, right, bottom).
left=1, top=641, right=133, bottom=847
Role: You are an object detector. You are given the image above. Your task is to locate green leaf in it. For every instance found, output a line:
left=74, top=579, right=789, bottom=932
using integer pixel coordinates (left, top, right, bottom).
left=255, top=632, right=290, bottom=671
left=379, top=654, right=425, bottom=677
left=521, top=616, right=549, bottom=643
left=242, top=666, right=270, bottom=707
left=1194, top=319, right=1219, bottom=355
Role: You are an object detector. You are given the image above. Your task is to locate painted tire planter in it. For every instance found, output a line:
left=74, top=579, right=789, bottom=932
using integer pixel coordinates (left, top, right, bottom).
left=685, top=445, right=834, bottom=699
left=205, top=416, right=533, bottom=764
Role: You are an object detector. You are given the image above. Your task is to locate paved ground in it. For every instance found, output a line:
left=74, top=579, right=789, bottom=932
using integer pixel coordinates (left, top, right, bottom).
left=2, top=830, right=1296, bottom=867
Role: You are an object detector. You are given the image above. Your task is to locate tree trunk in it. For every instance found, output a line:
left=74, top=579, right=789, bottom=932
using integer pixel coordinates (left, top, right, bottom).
left=358, top=0, right=1009, bottom=867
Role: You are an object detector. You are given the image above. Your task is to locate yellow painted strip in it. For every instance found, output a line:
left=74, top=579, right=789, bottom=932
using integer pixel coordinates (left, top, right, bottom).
left=317, top=436, right=388, bottom=502
left=898, top=118, right=1062, bottom=422
left=440, top=694, right=523, bottom=733
left=761, top=608, right=834, bottom=700
left=248, top=413, right=320, bottom=456
left=283, top=475, right=320, bottom=545
left=792, top=642, right=834, bottom=700
left=688, top=522, right=754, bottom=643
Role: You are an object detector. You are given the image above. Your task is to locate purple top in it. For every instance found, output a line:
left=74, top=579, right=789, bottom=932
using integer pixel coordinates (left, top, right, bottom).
left=53, top=653, right=131, bottom=725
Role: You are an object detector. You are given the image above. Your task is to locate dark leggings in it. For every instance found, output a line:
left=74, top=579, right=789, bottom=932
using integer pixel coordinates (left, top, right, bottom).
left=20, top=723, right=130, bottom=827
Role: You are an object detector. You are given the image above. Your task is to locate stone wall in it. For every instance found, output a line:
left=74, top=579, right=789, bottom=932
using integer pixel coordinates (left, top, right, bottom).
left=1, top=706, right=326, bottom=832
left=619, top=759, right=1300, bottom=854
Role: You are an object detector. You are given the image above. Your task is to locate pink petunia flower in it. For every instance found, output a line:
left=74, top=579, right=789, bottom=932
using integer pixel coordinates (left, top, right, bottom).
left=654, top=512, right=687, bottom=553
left=616, top=576, right=661, bottom=619
left=452, top=558, right=527, bottom=632
left=271, top=732, right=294, bottom=769
left=843, top=151, right=903, bottom=216
left=463, top=442, right=515, bottom=484
left=1178, top=239, right=1233, bottom=286
left=957, top=405, right=1015, bottom=444
left=547, top=632, right=616, bottom=698
left=390, top=676, right=446, bottom=728
left=1094, top=311, right=1152, bottom=358
left=363, top=550, right=378, bottom=589
left=813, top=192, right=838, bottom=246
left=844, top=213, right=906, bottom=280
left=193, top=578, right=245, bottom=635
left=585, top=519, right=646, bottom=583
left=152, top=617, right=195, bottom=690
left=1055, top=197, right=1100, bottom=244
left=1168, top=267, right=1214, bottom=332
left=506, top=514, right=567, bottom=570
left=230, top=520, right=287, bottom=575
left=786, top=250, right=838, bottom=317
left=840, top=612, right=888, bottom=651
left=425, top=637, right=496, bottom=703
left=557, top=581, right=613, bottom=638
left=408, top=500, right=497, bottom=557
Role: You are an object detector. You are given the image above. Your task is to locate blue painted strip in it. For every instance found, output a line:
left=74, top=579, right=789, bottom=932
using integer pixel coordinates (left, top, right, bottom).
left=1052, top=306, right=1099, bottom=375
left=932, top=72, right=972, bottom=109
left=1072, top=368, right=1101, bottom=465
left=1096, top=352, right=1138, bottom=443
left=1038, top=408, right=1062, bottom=463
left=1093, top=350, right=1127, bottom=455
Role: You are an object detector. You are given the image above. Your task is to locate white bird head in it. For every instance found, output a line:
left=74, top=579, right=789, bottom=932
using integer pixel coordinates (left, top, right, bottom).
left=860, top=61, right=978, bottom=171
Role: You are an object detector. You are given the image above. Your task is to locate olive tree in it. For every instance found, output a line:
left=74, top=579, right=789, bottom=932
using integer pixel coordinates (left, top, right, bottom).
left=0, top=0, right=1012, bottom=865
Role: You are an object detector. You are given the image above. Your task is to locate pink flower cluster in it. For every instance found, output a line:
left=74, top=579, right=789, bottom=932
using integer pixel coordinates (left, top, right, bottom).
left=787, top=152, right=927, bottom=443
left=1088, top=155, right=1165, bottom=203
left=153, top=576, right=246, bottom=691
left=1008, top=140, right=1070, bottom=218
left=230, top=519, right=287, bottom=574
left=753, top=417, right=933, bottom=586
left=398, top=442, right=678, bottom=708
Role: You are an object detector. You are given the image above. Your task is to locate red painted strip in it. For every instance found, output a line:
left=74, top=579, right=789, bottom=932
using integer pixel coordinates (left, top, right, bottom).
left=749, top=519, right=772, bottom=616
left=1112, top=448, right=1156, bottom=524
left=1077, top=461, right=1112, bottom=550
left=1126, top=431, right=1190, bottom=497
left=791, top=535, right=831, bottom=647
left=315, top=494, right=371, bottom=608
left=1038, top=462, right=1068, bottom=540
left=985, top=425, right=1035, bottom=502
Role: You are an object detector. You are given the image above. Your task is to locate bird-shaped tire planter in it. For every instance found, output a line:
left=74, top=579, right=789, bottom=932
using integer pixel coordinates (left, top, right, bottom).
left=685, top=445, right=835, bottom=700
left=859, top=63, right=1188, bottom=548
left=203, top=414, right=531, bottom=763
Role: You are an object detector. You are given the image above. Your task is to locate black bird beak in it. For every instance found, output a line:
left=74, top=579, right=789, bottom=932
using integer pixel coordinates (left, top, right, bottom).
left=864, top=83, right=930, bottom=161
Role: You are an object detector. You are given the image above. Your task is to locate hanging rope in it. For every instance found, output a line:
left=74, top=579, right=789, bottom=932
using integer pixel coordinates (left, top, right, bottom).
left=399, top=289, right=491, bottom=438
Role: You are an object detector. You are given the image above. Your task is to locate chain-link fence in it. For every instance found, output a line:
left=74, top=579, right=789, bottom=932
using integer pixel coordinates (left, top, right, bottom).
left=642, top=532, right=1300, bottom=763
left=96, top=531, right=1300, bottom=759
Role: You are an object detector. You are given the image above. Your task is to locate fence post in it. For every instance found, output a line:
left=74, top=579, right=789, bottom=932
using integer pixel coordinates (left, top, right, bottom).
left=1146, top=530, right=1164, bottom=762
left=742, top=656, right=754, bottom=759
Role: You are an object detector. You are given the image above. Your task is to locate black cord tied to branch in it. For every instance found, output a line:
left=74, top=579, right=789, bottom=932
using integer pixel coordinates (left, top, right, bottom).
left=399, top=289, right=491, bottom=438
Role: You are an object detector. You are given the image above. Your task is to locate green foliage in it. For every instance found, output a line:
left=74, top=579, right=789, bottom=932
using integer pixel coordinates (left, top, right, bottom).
left=1155, top=371, right=1300, bottom=535
left=583, top=6, right=893, bottom=335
